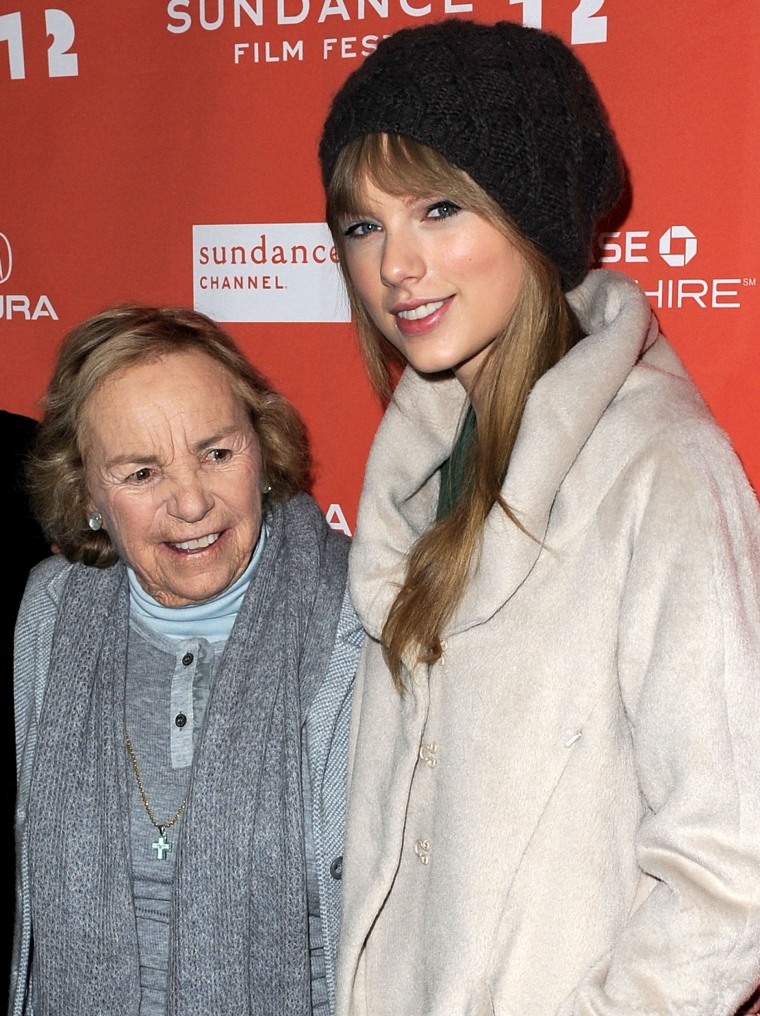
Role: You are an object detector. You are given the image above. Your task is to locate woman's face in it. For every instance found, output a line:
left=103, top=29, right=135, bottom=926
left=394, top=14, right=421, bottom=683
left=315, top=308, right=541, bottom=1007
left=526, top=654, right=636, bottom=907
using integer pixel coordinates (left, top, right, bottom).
left=82, top=348, right=264, bottom=608
left=339, top=177, right=525, bottom=393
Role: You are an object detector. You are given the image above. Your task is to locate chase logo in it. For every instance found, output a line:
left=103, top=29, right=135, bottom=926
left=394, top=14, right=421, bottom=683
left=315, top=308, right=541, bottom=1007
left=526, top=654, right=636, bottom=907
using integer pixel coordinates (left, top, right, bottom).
left=0, top=232, right=12, bottom=285
left=659, top=226, right=698, bottom=267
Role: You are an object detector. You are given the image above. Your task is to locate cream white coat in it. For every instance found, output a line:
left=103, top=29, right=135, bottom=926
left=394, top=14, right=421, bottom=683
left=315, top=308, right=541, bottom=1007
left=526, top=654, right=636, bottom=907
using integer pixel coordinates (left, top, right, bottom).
left=337, top=270, right=760, bottom=1016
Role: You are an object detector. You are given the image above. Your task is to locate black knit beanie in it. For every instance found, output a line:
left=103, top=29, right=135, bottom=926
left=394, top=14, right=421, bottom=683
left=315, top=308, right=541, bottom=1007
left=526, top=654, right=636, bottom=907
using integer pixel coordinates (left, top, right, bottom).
left=318, top=18, right=625, bottom=290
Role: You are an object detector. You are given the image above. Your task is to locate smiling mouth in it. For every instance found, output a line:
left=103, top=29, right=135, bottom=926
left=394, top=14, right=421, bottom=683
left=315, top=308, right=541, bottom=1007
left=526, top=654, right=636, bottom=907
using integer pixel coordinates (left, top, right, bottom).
left=171, top=532, right=221, bottom=552
left=396, top=300, right=445, bottom=321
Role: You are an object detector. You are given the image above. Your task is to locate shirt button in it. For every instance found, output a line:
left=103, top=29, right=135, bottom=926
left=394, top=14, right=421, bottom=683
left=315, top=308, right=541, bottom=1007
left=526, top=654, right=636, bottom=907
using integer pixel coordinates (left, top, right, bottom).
left=175, top=713, right=187, bottom=728
left=182, top=652, right=194, bottom=666
left=330, top=856, right=343, bottom=880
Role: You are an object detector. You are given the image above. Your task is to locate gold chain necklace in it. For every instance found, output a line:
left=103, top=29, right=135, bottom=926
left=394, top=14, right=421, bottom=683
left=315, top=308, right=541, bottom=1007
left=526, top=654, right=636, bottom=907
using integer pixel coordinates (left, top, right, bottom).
left=125, top=733, right=186, bottom=860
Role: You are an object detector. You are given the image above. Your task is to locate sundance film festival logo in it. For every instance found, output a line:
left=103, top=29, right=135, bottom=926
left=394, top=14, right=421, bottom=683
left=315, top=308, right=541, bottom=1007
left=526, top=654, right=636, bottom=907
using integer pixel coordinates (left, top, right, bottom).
left=193, top=223, right=350, bottom=323
left=0, top=231, right=58, bottom=321
left=167, top=0, right=612, bottom=64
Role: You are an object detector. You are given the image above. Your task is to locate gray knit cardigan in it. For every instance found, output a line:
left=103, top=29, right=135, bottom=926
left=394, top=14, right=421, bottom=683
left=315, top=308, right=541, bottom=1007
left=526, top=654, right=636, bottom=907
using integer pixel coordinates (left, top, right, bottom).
left=11, top=493, right=363, bottom=1016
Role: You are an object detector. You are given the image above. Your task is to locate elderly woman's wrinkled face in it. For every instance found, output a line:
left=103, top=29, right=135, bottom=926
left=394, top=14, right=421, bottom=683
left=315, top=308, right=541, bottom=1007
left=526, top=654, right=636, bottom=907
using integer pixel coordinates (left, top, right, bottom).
left=82, top=349, right=264, bottom=607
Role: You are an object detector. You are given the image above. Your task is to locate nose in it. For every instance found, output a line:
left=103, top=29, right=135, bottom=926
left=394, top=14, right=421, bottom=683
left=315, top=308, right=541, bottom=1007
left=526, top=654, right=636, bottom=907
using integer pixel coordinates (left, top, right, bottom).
left=165, top=469, right=214, bottom=523
left=380, top=226, right=426, bottom=288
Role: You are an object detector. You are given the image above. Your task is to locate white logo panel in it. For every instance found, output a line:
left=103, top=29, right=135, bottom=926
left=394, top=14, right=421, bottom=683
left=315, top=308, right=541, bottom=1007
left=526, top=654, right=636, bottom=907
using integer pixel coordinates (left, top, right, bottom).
left=193, top=223, right=350, bottom=323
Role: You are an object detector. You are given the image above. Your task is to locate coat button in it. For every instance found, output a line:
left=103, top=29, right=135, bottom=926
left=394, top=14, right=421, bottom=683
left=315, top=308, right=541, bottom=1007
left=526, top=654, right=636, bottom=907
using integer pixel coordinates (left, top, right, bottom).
left=414, top=839, right=431, bottom=865
left=330, top=856, right=343, bottom=880
left=175, top=712, right=187, bottom=728
left=182, top=652, right=194, bottom=666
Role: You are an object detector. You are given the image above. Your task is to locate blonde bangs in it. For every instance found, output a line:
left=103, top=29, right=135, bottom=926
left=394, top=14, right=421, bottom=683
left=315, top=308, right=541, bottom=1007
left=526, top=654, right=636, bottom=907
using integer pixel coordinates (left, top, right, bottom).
left=328, top=133, right=504, bottom=228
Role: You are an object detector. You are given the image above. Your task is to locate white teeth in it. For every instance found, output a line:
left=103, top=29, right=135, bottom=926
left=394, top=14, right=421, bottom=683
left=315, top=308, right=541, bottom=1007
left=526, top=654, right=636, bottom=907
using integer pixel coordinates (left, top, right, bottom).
left=173, top=533, right=220, bottom=551
left=397, top=300, right=444, bottom=321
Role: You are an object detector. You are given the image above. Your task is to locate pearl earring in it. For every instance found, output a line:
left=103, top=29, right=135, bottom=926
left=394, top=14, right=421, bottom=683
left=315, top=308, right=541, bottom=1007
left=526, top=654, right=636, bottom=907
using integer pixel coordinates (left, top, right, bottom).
left=88, top=511, right=103, bottom=531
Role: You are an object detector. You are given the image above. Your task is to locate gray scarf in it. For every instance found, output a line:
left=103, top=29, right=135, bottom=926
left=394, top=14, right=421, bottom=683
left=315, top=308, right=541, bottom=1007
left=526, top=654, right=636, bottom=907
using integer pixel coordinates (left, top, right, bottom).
left=27, top=493, right=349, bottom=1015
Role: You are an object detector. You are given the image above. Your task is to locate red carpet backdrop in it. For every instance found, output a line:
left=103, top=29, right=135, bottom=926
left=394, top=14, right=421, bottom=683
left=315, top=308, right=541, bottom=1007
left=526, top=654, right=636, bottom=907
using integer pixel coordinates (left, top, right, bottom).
left=1, top=0, right=758, bottom=532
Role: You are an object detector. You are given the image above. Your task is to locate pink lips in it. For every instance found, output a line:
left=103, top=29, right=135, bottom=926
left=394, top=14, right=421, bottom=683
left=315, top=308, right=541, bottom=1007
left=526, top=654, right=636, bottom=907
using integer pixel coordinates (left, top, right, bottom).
left=393, top=296, right=452, bottom=337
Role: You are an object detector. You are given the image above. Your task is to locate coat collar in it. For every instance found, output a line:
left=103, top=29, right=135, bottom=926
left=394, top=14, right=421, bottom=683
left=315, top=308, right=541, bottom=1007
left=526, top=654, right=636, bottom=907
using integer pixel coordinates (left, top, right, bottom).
left=349, top=270, right=662, bottom=639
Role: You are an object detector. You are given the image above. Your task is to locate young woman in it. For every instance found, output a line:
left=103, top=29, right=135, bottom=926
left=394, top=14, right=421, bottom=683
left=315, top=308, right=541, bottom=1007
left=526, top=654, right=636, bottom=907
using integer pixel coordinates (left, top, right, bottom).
left=317, top=18, right=760, bottom=1016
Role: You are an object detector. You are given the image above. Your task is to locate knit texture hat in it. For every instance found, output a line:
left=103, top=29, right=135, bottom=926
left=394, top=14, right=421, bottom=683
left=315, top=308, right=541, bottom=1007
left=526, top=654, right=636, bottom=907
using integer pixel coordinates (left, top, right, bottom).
left=318, top=18, right=625, bottom=290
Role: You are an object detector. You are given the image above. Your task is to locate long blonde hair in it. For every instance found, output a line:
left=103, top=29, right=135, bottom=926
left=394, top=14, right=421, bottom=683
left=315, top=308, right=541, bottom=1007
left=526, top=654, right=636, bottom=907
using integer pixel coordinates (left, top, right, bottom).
left=327, top=134, right=583, bottom=688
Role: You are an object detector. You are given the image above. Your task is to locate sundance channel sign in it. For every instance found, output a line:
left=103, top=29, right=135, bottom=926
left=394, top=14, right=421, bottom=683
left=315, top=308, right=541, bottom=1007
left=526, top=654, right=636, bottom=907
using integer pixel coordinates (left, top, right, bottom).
left=193, top=223, right=350, bottom=323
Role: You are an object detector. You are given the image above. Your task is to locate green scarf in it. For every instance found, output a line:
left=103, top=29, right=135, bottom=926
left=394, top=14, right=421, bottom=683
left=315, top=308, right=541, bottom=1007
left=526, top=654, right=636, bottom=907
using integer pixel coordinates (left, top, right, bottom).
left=436, top=404, right=477, bottom=521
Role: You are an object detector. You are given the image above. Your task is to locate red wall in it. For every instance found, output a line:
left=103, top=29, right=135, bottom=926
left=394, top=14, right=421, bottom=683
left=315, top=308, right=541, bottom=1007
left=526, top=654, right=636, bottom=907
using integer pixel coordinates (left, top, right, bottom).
left=2, top=0, right=758, bottom=533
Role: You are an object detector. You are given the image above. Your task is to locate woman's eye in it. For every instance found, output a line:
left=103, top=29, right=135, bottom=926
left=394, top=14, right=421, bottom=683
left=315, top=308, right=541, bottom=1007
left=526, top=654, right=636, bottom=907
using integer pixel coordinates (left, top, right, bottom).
left=427, top=200, right=461, bottom=220
left=128, top=467, right=154, bottom=484
left=342, top=220, right=380, bottom=238
left=207, top=448, right=232, bottom=463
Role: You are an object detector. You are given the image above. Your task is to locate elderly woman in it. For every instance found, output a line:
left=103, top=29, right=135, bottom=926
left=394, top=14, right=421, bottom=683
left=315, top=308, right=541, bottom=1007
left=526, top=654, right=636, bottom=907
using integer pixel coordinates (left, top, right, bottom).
left=11, top=305, right=361, bottom=1016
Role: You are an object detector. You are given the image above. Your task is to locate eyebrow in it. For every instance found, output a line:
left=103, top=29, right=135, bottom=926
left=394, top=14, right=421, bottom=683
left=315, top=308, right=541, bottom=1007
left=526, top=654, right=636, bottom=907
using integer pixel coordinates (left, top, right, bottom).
left=103, top=452, right=161, bottom=470
left=102, top=426, right=243, bottom=471
left=191, top=427, right=241, bottom=453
